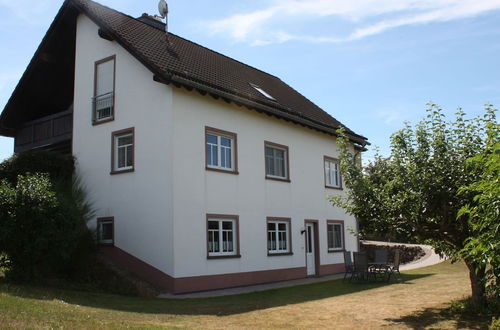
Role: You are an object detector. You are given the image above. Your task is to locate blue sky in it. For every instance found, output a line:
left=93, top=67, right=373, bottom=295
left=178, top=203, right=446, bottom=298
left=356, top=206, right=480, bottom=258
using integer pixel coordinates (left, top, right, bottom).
left=1, top=0, right=500, bottom=162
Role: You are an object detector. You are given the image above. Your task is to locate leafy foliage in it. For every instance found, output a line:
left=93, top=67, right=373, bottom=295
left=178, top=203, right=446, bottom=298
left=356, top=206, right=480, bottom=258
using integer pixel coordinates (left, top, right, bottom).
left=331, top=103, right=498, bottom=303
left=0, top=151, right=95, bottom=282
left=457, top=120, right=500, bottom=298
left=0, top=149, right=74, bottom=185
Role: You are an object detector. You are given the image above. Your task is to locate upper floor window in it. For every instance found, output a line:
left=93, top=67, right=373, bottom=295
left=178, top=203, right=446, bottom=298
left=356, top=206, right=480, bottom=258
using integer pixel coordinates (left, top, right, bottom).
left=327, top=220, right=344, bottom=252
left=265, top=141, right=290, bottom=181
left=205, top=127, right=238, bottom=174
left=111, top=128, right=134, bottom=174
left=324, top=156, right=342, bottom=189
left=93, top=55, right=116, bottom=124
left=207, top=214, right=240, bottom=258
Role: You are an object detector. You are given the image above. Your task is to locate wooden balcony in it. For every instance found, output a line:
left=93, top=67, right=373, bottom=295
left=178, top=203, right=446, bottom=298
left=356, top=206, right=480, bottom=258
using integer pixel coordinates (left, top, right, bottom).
left=14, top=110, right=72, bottom=153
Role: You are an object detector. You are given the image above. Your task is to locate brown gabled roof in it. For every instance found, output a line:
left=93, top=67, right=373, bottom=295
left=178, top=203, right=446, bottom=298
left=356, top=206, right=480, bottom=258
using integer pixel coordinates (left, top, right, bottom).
left=1, top=0, right=368, bottom=146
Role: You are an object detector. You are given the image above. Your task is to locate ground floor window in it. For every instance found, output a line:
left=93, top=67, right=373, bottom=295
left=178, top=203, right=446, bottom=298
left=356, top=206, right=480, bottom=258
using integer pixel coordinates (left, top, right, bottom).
left=207, top=215, right=239, bottom=258
left=267, top=217, right=292, bottom=255
left=327, top=220, right=344, bottom=251
left=97, top=217, right=114, bottom=245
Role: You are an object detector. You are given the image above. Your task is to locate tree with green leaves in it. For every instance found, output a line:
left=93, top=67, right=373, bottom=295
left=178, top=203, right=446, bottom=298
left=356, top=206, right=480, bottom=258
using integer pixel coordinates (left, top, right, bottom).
left=331, top=104, right=498, bottom=305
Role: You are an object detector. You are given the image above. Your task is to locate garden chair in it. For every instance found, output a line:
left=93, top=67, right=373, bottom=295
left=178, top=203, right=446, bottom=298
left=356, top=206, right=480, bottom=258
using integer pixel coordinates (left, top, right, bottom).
left=387, top=249, right=403, bottom=282
left=374, top=249, right=388, bottom=264
left=353, top=252, right=373, bottom=282
left=343, top=250, right=355, bottom=281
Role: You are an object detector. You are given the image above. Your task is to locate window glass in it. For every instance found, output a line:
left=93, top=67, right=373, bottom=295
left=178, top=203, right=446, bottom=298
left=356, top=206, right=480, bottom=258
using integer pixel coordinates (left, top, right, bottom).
left=206, top=131, right=235, bottom=171
left=265, top=145, right=288, bottom=179
left=94, top=58, right=115, bottom=122
left=327, top=223, right=343, bottom=250
left=113, top=131, right=133, bottom=172
left=325, top=159, right=341, bottom=188
left=208, top=218, right=237, bottom=256
left=267, top=220, right=290, bottom=254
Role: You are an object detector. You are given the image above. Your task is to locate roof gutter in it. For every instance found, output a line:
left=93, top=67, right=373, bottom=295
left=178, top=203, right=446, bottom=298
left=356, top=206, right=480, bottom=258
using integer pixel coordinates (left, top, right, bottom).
left=169, top=74, right=369, bottom=147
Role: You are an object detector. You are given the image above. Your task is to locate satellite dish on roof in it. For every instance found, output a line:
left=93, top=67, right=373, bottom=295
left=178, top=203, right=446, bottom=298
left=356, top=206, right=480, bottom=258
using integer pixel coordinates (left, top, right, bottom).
left=158, top=0, right=168, bottom=19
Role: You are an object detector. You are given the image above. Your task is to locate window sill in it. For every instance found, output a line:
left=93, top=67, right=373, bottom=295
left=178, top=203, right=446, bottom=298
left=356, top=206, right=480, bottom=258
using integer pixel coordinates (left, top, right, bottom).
left=265, top=176, right=291, bottom=183
left=267, top=252, right=293, bottom=256
left=328, top=249, right=345, bottom=253
left=206, top=166, right=239, bottom=175
left=207, top=254, right=241, bottom=260
left=325, top=185, right=343, bottom=190
left=110, top=168, right=134, bottom=175
left=92, top=117, right=114, bottom=126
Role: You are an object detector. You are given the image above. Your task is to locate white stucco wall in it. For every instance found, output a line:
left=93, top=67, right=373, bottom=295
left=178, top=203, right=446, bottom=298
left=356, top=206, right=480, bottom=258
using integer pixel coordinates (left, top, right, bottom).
left=72, top=15, right=174, bottom=275
left=72, top=13, right=359, bottom=281
left=171, top=88, right=358, bottom=278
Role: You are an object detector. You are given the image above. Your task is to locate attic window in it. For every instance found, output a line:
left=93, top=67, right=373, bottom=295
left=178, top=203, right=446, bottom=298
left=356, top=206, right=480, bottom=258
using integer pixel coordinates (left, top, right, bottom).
left=250, top=83, right=275, bottom=101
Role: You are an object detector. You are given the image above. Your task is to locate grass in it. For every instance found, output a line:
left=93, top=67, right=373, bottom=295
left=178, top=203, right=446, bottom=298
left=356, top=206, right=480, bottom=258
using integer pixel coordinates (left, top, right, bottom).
left=0, top=261, right=495, bottom=329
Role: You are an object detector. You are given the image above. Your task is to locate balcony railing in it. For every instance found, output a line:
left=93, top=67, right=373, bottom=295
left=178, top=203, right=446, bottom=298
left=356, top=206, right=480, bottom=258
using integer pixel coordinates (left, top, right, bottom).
left=14, top=110, right=73, bottom=153
left=92, top=92, right=114, bottom=123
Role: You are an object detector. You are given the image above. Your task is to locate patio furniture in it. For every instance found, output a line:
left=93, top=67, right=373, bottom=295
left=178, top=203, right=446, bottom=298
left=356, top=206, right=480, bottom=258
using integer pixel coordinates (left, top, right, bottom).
left=369, top=248, right=390, bottom=281
left=343, top=250, right=355, bottom=282
left=353, top=252, right=374, bottom=282
left=387, top=249, right=403, bottom=282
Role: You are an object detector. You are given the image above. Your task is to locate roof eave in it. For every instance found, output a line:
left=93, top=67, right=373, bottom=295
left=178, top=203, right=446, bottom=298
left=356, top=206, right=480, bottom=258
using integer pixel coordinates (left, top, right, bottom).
left=169, top=74, right=368, bottom=146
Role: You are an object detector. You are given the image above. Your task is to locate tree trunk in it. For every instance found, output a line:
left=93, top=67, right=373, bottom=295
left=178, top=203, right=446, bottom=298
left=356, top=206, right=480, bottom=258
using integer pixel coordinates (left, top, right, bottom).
left=465, top=260, right=486, bottom=306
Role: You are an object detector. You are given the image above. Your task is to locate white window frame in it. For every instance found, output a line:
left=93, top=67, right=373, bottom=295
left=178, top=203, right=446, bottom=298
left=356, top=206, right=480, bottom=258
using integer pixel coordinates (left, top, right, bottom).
left=207, top=217, right=238, bottom=257
left=327, top=221, right=344, bottom=252
left=112, top=128, right=134, bottom=173
left=205, top=127, right=237, bottom=172
left=265, top=142, right=289, bottom=180
left=93, top=55, right=115, bottom=124
left=98, top=217, right=114, bottom=245
left=324, top=157, right=341, bottom=188
left=267, top=219, right=291, bottom=254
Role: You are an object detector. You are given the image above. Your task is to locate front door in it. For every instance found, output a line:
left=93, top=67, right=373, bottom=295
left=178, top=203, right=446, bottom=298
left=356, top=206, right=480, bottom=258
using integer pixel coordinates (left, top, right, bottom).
left=306, top=223, right=316, bottom=275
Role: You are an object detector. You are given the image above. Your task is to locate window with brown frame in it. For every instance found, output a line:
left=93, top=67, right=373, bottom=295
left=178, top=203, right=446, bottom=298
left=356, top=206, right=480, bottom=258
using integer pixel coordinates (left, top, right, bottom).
left=207, top=214, right=240, bottom=258
left=324, top=156, right=342, bottom=189
left=97, top=217, right=114, bottom=245
left=93, top=55, right=115, bottom=124
left=265, top=141, right=290, bottom=181
left=111, top=128, right=134, bottom=174
left=327, top=220, right=344, bottom=252
left=205, top=127, right=238, bottom=174
left=267, top=217, right=292, bottom=255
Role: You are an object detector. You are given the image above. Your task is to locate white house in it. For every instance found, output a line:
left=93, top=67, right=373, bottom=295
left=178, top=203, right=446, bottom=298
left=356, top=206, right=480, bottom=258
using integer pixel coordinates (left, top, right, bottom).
left=0, top=0, right=368, bottom=293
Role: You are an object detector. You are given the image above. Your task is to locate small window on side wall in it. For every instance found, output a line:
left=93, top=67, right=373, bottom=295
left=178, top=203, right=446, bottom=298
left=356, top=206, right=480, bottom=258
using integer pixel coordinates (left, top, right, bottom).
left=205, top=127, right=238, bottom=173
left=265, top=141, right=290, bottom=181
left=324, top=156, right=342, bottom=189
left=93, top=55, right=116, bottom=124
left=327, top=220, right=344, bottom=252
left=111, top=128, right=134, bottom=174
left=97, top=217, right=114, bottom=245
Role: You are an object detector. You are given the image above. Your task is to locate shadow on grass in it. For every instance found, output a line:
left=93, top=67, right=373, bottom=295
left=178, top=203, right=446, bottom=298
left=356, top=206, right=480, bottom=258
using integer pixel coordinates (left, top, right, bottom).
left=0, top=272, right=432, bottom=316
left=385, top=304, right=491, bottom=330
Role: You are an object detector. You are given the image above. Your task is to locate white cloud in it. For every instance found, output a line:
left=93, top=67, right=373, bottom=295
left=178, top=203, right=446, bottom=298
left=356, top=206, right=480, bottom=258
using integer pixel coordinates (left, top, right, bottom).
left=206, top=0, right=500, bottom=45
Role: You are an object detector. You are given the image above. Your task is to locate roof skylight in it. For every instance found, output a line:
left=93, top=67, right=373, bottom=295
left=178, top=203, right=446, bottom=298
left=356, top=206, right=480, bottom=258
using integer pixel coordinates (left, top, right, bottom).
left=250, top=83, right=275, bottom=101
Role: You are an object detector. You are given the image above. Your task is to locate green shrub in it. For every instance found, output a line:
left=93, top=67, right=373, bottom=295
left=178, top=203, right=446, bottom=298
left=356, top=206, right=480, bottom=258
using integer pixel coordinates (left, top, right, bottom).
left=490, top=317, right=500, bottom=330
left=0, top=149, right=74, bottom=185
left=0, top=174, right=95, bottom=281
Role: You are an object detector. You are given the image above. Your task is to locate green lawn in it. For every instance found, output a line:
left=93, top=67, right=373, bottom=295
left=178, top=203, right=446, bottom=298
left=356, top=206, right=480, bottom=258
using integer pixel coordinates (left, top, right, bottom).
left=0, top=261, right=494, bottom=329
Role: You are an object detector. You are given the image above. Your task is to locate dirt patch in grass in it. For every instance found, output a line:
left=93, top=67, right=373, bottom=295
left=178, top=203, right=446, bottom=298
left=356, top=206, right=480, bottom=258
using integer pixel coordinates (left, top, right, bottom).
left=0, top=261, right=493, bottom=329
